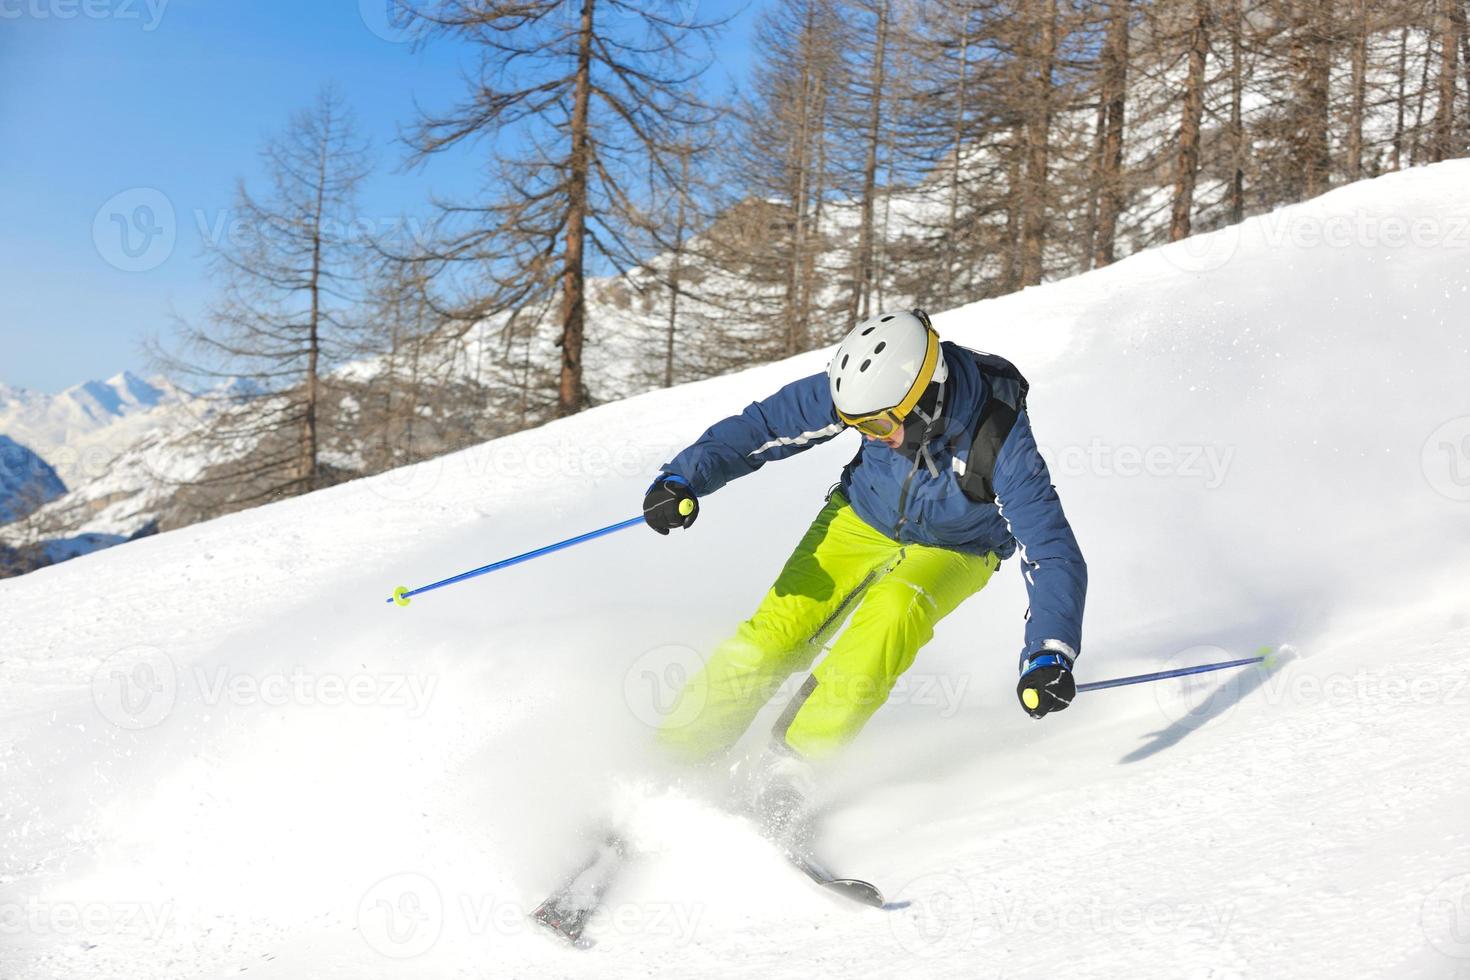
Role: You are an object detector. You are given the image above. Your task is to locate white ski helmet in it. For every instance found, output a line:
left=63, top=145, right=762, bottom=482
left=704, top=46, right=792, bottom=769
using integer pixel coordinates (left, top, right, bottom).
left=828, top=309, right=947, bottom=435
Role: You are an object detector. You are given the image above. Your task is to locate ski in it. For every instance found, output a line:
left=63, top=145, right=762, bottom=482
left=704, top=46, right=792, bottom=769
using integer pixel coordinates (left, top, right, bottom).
left=779, top=841, right=886, bottom=908
left=528, top=800, right=883, bottom=950
left=528, top=832, right=627, bottom=948
left=755, top=804, right=886, bottom=909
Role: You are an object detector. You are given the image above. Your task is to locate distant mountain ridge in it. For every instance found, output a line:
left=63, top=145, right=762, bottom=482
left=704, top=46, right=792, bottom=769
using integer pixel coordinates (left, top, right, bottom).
left=0, top=371, right=180, bottom=486
left=0, top=435, right=66, bottom=524
left=1, top=371, right=196, bottom=575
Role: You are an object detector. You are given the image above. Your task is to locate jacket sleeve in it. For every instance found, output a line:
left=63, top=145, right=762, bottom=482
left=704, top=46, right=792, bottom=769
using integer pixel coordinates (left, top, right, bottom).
left=660, top=372, right=847, bottom=496
left=991, top=409, right=1088, bottom=666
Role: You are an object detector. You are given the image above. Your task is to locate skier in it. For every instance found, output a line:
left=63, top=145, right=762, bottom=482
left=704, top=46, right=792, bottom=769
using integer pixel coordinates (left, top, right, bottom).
left=641, top=309, right=1087, bottom=829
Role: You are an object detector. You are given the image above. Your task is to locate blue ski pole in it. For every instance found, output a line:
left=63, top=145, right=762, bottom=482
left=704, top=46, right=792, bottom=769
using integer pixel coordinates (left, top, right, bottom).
left=386, top=515, right=645, bottom=607
left=1077, top=653, right=1272, bottom=693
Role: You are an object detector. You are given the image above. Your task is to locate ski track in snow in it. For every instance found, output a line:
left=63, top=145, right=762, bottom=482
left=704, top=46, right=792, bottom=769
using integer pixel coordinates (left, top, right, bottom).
left=3, top=163, right=1470, bottom=979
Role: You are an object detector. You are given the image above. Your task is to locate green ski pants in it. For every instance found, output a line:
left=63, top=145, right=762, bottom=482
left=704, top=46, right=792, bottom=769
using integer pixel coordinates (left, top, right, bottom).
left=657, top=490, right=999, bottom=760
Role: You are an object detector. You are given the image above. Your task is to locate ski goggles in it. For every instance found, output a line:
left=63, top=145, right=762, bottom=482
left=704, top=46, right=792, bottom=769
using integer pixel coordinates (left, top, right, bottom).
left=835, top=325, right=942, bottom=438
left=839, top=407, right=909, bottom=438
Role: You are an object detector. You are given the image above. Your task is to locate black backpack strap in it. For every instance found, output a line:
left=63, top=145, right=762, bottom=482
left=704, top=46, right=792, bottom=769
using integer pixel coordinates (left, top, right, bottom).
left=955, top=349, right=1029, bottom=504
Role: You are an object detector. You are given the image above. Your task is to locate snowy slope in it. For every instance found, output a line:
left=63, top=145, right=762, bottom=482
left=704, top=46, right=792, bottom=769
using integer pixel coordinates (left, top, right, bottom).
left=3, top=162, right=1470, bottom=980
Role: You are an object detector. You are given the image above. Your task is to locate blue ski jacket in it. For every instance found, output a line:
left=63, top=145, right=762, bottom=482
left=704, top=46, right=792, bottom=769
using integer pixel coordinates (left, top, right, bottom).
left=660, top=341, right=1087, bottom=665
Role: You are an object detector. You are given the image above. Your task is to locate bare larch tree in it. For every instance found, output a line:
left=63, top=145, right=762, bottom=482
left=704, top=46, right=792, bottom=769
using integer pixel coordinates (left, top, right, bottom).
left=161, top=86, right=370, bottom=506
left=401, top=0, right=721, bottom=418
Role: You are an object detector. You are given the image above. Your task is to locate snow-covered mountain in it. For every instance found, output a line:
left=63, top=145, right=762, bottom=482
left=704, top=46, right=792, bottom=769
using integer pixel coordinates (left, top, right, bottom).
left=0, top=434, right=66, bottom=523
left=0, top=370, right=181, bottom=487
left=3, top=161, right=1468, bottom=979
left=0, top=371, right=220, bottom=571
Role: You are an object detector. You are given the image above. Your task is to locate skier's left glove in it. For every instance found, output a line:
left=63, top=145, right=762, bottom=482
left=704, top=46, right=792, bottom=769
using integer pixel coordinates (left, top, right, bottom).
left=643, top=474, right=699, bottom=535
left=1016, top=650, right=1076, bottom=719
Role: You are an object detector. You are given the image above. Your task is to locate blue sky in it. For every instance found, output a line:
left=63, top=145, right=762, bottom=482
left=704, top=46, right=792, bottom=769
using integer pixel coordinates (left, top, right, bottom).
left=0, top=0, right=760, bottom=393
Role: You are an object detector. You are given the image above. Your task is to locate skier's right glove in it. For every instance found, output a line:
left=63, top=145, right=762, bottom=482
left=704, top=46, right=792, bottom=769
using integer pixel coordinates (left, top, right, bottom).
left=643, top=474, right=699, bottom=535
left=1016, top=650, right=1076, bottom=719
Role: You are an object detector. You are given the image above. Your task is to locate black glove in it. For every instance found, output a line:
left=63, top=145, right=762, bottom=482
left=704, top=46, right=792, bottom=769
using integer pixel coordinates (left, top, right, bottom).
left=1016, top=651, right=1076, bottom=719
left=643, top=475, right=699, bottom=535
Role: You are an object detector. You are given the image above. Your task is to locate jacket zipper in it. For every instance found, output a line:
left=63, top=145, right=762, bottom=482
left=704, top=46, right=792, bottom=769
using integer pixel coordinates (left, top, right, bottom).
left=894, top=452, right=923, bottom=536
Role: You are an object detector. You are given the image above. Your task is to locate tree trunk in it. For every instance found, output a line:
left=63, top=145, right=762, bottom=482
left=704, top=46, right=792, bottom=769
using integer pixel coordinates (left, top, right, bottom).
left=382, top=303, right=398, bottom=466
left=850, top=0, right=889, bottom=324
left=1294, top=0, right=1333, bottom=198
left=1094, top=0, right=1130, bottom=267
left=1393, top=25, right=1410, bottom=169
left=1413, top=12, right=1433, bottom=165
left=1461, top=0, right=1470, bottom=123
left=946, top=8, right=973, bottom=302
left=664, top=149, right=689, bottom=389
left=1346, top=0, right=1370, bottom=179
left=406, top=299, right=421, bottom=454
left=1228, top=0, right=1246, bottom=222
left=785, top=3, right=820, bottom=356
left=558, top=0, right=596, bottom=417
left=804, top=33, right=833, bottom=346
left=875, top=153, right=893, bottom=310
left=1171, top=0, right=1210, bottom=240
left=303, top=136, right=327, bottom=491
left=1433, top=0, right=1463, bottom=161
left=1019, top=0, right=1059, bottom=286
left=1001, top=129, right=1023, bottom=292
left=1083, top=95, right=1107, bottom=270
